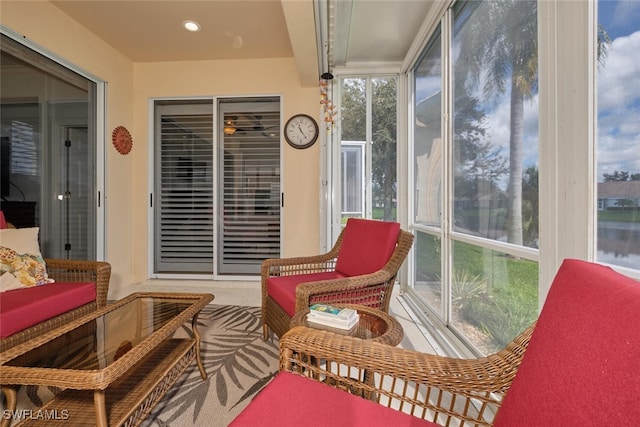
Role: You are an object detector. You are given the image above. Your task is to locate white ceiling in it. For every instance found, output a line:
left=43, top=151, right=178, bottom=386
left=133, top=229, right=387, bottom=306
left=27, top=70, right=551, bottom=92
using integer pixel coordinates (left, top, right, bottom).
left=49, top=0, right=434, bottom=84
left=329, top=0, right=434, bottom=68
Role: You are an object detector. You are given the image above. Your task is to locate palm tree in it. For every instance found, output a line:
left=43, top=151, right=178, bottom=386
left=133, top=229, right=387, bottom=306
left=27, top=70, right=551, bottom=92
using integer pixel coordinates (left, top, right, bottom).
left=456, top=0, right=538, bottom=245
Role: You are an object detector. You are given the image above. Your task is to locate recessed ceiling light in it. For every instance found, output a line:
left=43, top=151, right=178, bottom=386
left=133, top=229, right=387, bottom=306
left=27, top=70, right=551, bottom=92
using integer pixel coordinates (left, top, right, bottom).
left=183, top=20, right=201, bottom=32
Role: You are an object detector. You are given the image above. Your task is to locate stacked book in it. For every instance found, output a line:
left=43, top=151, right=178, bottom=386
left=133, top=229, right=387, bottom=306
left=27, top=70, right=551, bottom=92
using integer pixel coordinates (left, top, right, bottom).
left=306, top=304, right=359, bottom=330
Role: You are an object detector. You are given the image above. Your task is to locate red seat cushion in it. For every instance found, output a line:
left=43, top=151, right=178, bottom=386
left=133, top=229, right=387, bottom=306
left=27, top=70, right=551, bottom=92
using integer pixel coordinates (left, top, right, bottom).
left=229, top=371, right=435, bottom=426
left=267, top=271, right=346, bottom=316
left=335, top=218, right=400, bottom=277
left=0, top=281, right=96, bottom=338
left=494, top=259, right=640, bottom=426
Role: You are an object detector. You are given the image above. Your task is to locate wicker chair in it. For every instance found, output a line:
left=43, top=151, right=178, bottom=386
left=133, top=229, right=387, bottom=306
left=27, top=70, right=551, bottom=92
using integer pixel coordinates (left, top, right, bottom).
left=235, top=259, right=640, bottom=426
left=274, top=323, right=533, bottom=426
left=262, top=218, right=414, bottom=340
left=0, top=258, right=111, bottom=352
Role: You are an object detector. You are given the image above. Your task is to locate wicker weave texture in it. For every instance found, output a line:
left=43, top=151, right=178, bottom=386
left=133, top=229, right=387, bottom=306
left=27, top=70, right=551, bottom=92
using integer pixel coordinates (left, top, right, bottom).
left=279, top=324, right=534, bottom=426
left=290, top=304, right=404, bottom=347
left=1, top=293, right=213, bottom=427
left=261, top=228, right=414, bottom=339
left=13, top=339, right=195, bottom=426
left=0, top=259, right=111, bottom=352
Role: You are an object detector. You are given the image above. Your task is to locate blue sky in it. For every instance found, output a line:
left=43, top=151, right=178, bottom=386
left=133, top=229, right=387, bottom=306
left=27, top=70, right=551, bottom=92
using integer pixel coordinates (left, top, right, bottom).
left=598, top=0, right=640, bottom=39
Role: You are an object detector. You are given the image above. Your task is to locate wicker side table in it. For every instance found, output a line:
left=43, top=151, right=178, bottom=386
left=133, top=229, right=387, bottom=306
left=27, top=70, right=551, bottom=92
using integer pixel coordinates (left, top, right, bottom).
left=290, top=304, right=404, bottom=347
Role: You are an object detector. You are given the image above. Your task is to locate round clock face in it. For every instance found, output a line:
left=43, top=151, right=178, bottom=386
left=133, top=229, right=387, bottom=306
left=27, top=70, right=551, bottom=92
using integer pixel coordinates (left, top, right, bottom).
left=284, top=114, right=319, bottom=149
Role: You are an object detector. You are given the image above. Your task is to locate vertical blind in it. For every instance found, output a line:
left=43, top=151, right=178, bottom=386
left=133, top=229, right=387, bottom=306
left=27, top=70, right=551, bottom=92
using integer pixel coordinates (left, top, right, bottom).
left=218, top=110, right=281, bottom=275
left=155, top=107, right=214, bottom=273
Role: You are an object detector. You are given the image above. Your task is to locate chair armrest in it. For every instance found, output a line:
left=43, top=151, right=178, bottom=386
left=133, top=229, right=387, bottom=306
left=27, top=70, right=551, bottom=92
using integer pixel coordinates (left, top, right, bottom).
left=279, top=325, right=533, bottom=426
left=294, top=269, right=395, bottom=311
left=261, top=253, right=340, bottom=278
left=261, top=226, right=346, bottom=279
left=294, top=230, right=414, bottom=312
left=44, top=259, right=111, bottom=308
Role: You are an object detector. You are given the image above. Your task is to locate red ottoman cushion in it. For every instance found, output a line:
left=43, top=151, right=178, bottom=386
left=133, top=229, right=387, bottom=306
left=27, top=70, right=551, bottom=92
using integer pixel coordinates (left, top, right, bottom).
left=0, top=281, right=96, bottom=338
left=230, top=371, right=435, bottom=426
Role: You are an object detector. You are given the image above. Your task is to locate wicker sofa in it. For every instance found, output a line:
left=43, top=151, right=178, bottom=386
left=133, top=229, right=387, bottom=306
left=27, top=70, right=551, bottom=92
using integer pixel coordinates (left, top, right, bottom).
left=232, top=259, right=640, bottom=426
left=0, top=258, right=111, bottom=352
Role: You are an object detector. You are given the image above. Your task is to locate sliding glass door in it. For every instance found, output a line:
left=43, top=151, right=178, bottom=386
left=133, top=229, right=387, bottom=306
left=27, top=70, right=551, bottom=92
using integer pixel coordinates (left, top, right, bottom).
left=0, top=33, right=98, bottom=260
left=152, top=97, right=280, bottom=277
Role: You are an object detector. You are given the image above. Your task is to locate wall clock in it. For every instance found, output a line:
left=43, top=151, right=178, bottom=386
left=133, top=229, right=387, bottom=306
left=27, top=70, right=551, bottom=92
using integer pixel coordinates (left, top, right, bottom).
left=284, top=114, right=319, bottom=149
left=112, top=126, right=133, bottom=155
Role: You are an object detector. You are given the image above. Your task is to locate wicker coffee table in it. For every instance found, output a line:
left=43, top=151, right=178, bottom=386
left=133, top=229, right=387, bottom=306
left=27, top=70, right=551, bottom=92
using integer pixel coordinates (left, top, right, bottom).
left=290, top=304, right=403, bottom=346
left=0, top=292, right=213, bottom=427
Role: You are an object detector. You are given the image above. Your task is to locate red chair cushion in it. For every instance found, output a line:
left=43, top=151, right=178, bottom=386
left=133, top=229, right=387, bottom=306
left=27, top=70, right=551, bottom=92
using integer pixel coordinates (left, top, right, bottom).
left=267, top=271, right=347, bottom=316
left=0, top=281, right=96, bottom=338
left=335, top=218, right=400, bottom=277
left=229, top=371, right=435, bottom=426
left=494, top=259, right=640, bottom=426
left=0, top=211, right=6, bottom=229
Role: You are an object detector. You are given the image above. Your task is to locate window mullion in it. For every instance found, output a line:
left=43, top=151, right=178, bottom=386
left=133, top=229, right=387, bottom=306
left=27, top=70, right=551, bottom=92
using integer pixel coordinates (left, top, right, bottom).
left=365, top=77, right=373, bottom=218
left=441, top=9, right=453, bottom=326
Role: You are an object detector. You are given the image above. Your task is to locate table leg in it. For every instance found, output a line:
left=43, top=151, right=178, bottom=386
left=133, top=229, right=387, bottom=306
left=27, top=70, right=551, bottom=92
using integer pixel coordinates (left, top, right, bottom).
left=192, top=312, right=207, bottom=380
left=94, top=390, right=108, bottom=427
left=0, top=386, right=17, bottom=427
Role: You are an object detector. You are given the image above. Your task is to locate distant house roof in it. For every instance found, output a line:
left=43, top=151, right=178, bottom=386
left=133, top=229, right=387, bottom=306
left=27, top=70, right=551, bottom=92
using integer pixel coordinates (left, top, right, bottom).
left=598, top=181, right=640, bottom=198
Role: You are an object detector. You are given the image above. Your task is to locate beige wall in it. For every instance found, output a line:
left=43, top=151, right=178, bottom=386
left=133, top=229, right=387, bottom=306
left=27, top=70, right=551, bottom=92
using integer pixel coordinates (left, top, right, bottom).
left=1, top=1, right=321, bottom=294
left=132, top=60, right=321, bottom=282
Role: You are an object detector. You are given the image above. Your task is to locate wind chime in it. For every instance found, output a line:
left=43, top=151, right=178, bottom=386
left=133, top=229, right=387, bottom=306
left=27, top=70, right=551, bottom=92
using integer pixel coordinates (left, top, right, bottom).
left=320, top=72, right=336, bottom=131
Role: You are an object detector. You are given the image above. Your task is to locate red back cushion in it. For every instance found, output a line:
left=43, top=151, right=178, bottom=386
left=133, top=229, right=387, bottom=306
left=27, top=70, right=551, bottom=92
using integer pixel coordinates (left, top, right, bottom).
left=334, top=218, right=400, bottom=277
left=0, top=211, right=7, bottom=229
left=494, top=259, right=640, bottom=426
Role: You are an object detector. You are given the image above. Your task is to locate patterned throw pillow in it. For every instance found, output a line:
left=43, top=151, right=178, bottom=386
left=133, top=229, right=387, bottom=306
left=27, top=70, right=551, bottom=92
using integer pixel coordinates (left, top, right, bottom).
left=0, top=227, right=53, bottom=291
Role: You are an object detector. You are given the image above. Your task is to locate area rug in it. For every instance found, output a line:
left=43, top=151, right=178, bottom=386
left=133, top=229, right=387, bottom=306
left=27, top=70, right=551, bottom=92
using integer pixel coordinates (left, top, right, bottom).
left=1, top=305, right=279, bottom=427
left=142, top=304, right=279, bottom=426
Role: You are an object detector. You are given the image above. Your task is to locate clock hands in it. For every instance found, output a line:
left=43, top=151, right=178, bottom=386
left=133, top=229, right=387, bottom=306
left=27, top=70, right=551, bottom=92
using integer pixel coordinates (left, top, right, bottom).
left=297, top=125, right=307, bottom=138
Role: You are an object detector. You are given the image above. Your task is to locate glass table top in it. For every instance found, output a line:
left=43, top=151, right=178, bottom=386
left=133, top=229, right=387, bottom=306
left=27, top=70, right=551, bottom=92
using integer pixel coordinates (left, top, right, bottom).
left=5, top=295, right=204, bottom=371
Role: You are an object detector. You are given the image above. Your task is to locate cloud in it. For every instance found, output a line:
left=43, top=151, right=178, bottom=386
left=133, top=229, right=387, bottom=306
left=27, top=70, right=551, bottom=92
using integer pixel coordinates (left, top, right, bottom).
left=598, top=31, right=640, bottom=109
left=597, top=30, right=640, bottom=177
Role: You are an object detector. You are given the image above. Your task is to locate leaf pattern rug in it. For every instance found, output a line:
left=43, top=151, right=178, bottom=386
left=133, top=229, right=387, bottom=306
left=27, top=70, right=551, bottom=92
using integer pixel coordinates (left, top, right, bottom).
left=141, top=304, right=279, bottom=426
left=1, top=305, right=279, bottom=427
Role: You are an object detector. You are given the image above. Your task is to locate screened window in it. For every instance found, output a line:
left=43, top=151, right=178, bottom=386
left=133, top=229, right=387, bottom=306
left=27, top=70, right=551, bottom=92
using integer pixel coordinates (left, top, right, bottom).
left=596, top=0, right=640, bottom=269
left=408, top=0, right=539, bottom=355
left=339, top=76, right=397, bottom=224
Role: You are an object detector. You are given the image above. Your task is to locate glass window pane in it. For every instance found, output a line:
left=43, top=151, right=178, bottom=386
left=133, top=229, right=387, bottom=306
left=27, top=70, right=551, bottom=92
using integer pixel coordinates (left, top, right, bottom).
left=596, top=0, right=640, bottom=269
left=413, top=231, right=443, bottom=317
left=1, top=36, right=97, bottom=260
left=372, top=77, right=397, bottom=221
left=451, top=241, right=538, bottom=355
left=339, top=76, right=397, bottom=223
left=341, top=78, right=366, bottom=141
left=452, top=1, right=539, bottom=248
left=414, top=30, right=442, bottom=227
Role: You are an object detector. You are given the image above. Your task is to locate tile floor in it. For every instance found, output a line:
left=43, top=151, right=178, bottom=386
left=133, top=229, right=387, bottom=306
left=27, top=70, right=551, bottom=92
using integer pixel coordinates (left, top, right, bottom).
left=110, top=280, right=436, bottom=353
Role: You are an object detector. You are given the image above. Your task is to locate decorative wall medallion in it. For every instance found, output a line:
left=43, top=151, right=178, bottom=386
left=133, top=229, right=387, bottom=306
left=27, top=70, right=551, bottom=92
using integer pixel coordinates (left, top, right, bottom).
left=112, top=126, right=133, bottom=155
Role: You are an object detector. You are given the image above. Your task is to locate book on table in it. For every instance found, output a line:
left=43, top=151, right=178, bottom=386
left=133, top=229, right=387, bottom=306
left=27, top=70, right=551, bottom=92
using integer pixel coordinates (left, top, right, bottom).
left=306, top=303, right=359, bottom=330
